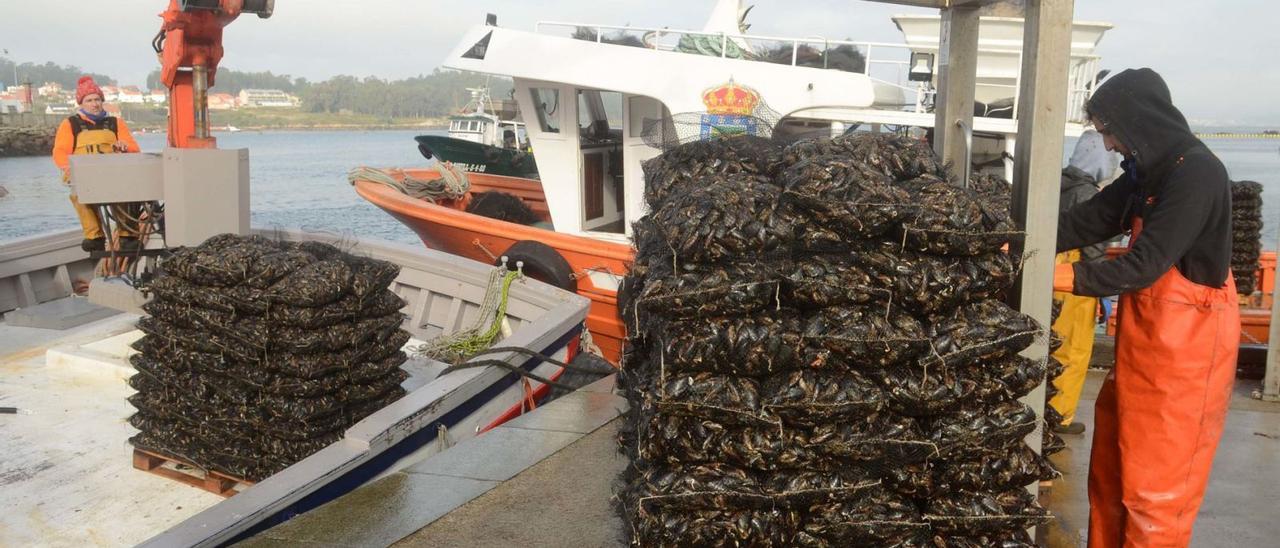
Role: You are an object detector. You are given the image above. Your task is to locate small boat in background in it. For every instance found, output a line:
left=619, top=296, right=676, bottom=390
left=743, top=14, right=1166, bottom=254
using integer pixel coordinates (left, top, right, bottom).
left=415, top=88, right=539, bottom=179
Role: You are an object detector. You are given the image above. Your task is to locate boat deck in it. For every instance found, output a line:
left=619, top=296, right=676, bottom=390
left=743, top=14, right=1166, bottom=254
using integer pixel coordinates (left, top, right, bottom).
left=0, top=297, right=453, bottom=547
left=0, top=310, right=223, bottom=547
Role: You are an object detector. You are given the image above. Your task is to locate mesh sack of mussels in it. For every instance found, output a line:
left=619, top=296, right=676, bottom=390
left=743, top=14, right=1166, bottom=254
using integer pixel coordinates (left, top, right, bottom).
left=1231, top=180, right=1264, bottom=294
left=128, top=234, right=409, bottom=481
left=618, top=132, right=1053, bottom=546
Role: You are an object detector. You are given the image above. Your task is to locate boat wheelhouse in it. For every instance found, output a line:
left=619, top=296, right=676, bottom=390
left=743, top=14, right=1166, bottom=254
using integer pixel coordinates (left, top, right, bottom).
left=417, top=87, right=539, bottom=178
left=355, top=0, right=1114, bottom=363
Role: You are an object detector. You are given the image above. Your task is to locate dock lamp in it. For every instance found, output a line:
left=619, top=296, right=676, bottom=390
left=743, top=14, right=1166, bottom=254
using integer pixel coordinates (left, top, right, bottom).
left=909, top=52, right=935, bottom=82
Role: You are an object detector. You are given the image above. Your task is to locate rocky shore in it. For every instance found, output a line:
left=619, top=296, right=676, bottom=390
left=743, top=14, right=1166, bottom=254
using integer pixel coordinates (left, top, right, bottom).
left=0, top=126, right=56, bottom=158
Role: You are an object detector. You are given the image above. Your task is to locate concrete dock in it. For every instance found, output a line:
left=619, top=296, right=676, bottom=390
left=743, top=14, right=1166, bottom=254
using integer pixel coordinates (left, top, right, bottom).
left=1041, top=370, right=1280, bottom=547
left=247, top=371, right=1280, bottom=547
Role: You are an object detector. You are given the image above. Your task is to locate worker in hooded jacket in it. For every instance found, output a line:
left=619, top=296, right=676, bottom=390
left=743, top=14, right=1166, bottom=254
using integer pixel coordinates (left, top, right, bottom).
left=51, top=76, right=141, bottom=252
left=1053, top=68, right=1238, bottom=547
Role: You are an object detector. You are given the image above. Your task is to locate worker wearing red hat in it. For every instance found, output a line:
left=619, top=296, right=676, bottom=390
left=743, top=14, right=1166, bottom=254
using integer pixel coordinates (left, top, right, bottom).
left=51, top=76, right=142, bottom=252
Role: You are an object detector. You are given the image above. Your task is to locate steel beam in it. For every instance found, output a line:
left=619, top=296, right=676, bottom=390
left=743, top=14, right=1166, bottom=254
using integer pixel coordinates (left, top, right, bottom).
left=1263, top=227, right=1280, bottom=401
left=1009, top=0, right=1076, bottom=454
left=932, top=6, right=980, bottom=172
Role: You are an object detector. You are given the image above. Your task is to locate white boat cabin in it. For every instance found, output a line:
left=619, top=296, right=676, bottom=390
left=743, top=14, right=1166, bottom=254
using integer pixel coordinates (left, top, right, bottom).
left=447, top=115, right=528, bottom=148
left=443, top=1, right=1110, bottom=243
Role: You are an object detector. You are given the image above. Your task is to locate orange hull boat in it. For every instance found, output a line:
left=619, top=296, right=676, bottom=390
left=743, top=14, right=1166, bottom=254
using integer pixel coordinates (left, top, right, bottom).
left=354, top=168, right=634, bottom=364
left=357, top=169, right=1279, bottom=356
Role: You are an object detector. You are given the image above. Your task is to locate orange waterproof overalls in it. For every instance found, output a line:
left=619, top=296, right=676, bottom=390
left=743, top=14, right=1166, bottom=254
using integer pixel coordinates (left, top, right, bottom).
left=1087, top=214, right=1239, bottom=547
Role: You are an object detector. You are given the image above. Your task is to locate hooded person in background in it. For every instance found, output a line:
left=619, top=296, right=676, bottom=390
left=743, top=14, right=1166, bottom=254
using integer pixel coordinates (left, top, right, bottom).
left=1053, top=68, right=1237, bottom=547
left=1049, top=130, right=1120, bottom=436
left=51, top=76, right=141, bottom=252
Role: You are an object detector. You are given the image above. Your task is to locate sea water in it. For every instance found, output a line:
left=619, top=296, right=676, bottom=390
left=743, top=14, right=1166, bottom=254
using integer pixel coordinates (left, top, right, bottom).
left=0, top=129, right=438, bottom=244
left=2, top=130, right=1277, bottom=246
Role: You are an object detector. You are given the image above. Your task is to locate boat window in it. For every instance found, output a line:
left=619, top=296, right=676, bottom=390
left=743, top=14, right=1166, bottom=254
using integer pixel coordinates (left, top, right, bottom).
left=450, top=120, right=460, bottom=131
left=628, top=95, right=671, bottom=138
left=578, top=90, right=623, bottom=142
left=531, top=88, right=560, bottom=133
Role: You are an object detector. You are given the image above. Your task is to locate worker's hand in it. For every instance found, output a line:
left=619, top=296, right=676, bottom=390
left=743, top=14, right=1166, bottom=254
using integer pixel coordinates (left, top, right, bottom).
left=1053, top=263, right=1076, bottom=293
left=61, top=167, right=70, bottom=183
left=112, top=142, right=130, bottom=153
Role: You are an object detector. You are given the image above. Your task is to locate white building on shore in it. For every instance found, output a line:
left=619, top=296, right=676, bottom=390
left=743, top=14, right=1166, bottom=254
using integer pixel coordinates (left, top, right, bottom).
left=237, top=88, right=296, bottom=108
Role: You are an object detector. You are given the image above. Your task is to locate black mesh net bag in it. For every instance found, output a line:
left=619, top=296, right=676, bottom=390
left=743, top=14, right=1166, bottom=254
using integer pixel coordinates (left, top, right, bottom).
left=641, top=134, right=785, bottom=210
left=897, top=175, right=1021, bottom=256
left=649, top=173, right=796, bottom=264
left=778, top=154, right=912, bottom=241
left=781, top=132, right=945, bottom=182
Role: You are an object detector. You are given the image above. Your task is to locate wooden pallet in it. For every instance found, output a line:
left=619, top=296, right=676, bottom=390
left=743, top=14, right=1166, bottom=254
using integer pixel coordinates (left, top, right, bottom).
left=132, top=448, right=254, bottom=497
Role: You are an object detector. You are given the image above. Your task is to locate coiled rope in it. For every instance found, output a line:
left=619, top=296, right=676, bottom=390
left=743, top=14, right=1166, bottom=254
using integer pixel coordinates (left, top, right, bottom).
left=414, top=266, right=522, bottom=363
left=347, top=162, right=470, bottom=202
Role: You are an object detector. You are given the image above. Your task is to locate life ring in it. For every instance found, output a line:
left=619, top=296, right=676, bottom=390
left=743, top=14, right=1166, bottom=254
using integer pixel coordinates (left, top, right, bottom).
left=498, top=240, right=577, bottom=292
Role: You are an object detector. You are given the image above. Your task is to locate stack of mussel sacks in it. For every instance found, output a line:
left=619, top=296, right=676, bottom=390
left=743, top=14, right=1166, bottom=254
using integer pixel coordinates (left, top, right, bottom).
left=1231, top=180, right=1264, bottom=295
left=1041, top=301, right=1069, bottom=456
left=617, top=133, right=1056, bottom=546
left=128, top=234, right=410, bottom=481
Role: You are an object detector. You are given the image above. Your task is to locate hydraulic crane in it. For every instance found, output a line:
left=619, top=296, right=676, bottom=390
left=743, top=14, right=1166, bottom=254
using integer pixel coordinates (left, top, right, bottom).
left=72, top=0, right=273, bottom=301
left=154, top=0, right=274, bottom=148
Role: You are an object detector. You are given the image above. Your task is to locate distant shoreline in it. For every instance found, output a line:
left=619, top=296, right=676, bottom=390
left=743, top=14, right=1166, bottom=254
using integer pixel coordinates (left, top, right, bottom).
left=1194, top=132, right=1280, bottom=139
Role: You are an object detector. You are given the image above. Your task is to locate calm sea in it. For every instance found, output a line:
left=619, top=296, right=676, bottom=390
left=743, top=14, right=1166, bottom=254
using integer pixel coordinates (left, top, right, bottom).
left=0, top=129, right=439, bottom=245
left=2, top=130, right=1278, bottom=246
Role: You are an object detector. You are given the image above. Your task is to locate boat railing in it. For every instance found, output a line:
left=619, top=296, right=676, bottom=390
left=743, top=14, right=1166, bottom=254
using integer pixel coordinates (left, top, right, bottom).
left=535, top=21, right=925, bottom=107
left=534, top=21, right=1098, bottom=123
left=0, top=229, right=98, bottom=314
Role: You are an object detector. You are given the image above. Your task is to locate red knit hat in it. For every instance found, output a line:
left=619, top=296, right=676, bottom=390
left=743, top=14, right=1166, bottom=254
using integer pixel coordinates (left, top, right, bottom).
left=76, top=76, right=103, bottom=104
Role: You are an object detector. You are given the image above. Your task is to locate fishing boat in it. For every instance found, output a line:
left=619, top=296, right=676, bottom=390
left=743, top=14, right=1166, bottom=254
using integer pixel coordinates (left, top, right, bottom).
left=352, top=0, right=1113, bottom=364
left=0, top=227, right=591, bottom=546
left=415, top=87, right=539, bottom=179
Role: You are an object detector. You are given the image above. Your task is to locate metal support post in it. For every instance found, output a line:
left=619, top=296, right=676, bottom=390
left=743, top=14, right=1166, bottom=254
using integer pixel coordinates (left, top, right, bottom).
left=1262, top=226, right=1280, bottom=401
left=192, top=64, right=210, bottom=140
left=1009, top=0, right=1076, bottom=457
left=932, top=5, right=979, bottom=172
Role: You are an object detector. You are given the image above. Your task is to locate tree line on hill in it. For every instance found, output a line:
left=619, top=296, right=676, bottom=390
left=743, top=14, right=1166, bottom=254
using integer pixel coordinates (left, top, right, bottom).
left=3, top=56, right=511, bottom=119
left=145, top=67, right=513, bottom=119
left=0, top=57, right=113, bottom=89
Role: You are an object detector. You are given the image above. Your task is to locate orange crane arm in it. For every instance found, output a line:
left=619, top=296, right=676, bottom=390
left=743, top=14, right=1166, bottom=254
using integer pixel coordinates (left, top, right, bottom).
left=154, top=0, right=272, bottom=148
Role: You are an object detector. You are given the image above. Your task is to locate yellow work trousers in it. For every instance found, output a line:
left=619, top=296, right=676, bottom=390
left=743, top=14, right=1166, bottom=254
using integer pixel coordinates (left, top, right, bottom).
left=1050, top=249, right=1096, bottom=425
left=69, top=193, right=138, bottom=240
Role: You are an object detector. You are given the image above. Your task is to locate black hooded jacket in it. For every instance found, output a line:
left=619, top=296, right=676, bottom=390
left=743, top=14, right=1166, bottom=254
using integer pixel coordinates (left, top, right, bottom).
left=1057, top=68, right=1232, bottom=296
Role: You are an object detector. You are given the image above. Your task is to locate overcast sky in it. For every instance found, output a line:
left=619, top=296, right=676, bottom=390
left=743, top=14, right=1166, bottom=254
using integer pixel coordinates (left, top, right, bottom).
left=2, top=1, right=1276, bottom=127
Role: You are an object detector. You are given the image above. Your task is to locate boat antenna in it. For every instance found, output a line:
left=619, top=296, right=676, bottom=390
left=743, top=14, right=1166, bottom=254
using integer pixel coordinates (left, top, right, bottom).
left=485, top=75, right=496, bottom=115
